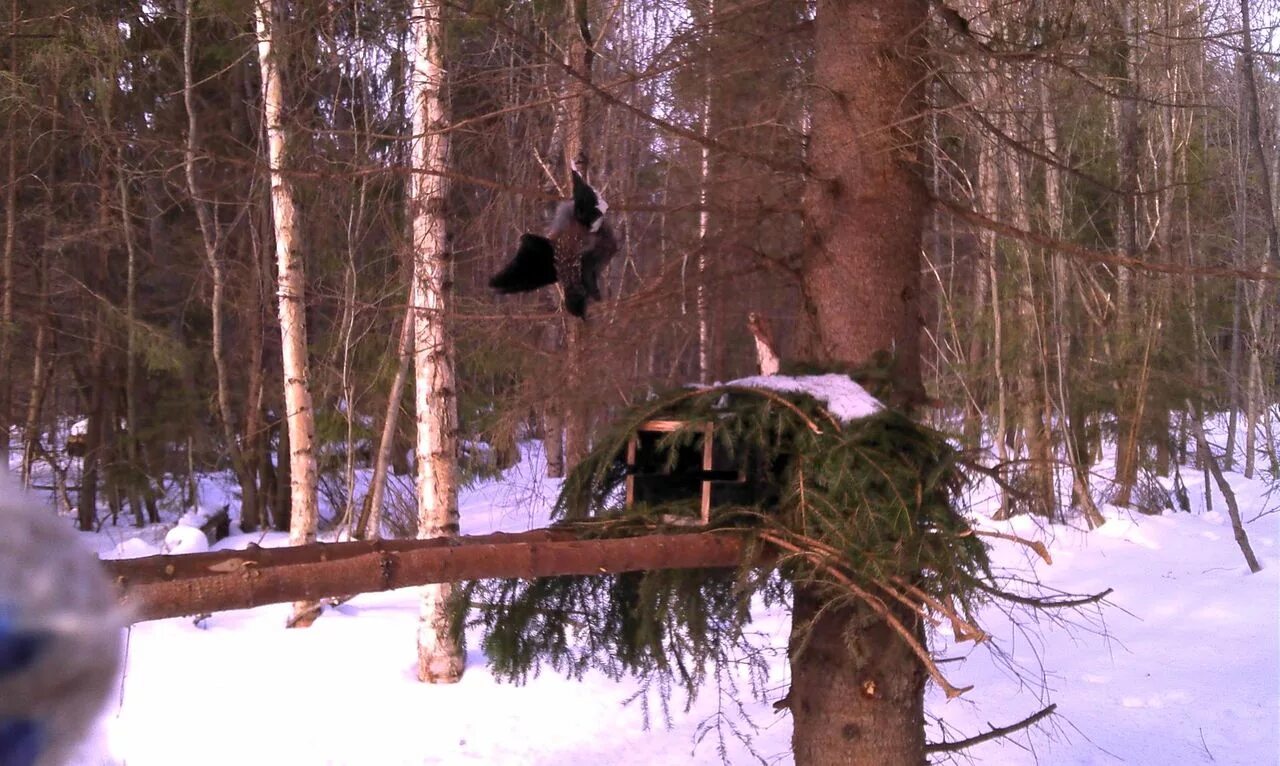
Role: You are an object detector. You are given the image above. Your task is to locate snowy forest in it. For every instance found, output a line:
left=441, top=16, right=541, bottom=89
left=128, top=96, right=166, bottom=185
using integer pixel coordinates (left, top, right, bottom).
left=1, top=0, right=1278, bottom=764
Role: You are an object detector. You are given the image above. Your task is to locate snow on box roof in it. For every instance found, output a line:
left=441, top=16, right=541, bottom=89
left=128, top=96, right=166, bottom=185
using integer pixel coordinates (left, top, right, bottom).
left=725, top=373, right=882, bottom=422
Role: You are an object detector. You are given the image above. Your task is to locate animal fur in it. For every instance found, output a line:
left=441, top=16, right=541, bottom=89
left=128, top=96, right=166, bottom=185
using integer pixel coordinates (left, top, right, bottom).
left=489, top=171, right=618, bottom=318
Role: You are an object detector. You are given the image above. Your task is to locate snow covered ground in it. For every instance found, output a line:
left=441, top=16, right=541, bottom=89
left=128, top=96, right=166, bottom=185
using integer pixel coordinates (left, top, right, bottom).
left=46, top=443, right=1280, bottom=764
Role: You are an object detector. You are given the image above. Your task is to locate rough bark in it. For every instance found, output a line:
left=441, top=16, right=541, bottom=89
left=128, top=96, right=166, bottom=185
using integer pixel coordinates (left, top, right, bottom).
left=254, top=0, right=321, bottom=627
left=790, top=589, right=927, bottom=765
left=0, top=81, right=14, bottom=478
left=801, top=0, right=926, bottom=397
left=1111, top=0, right=1143, bottom=505
left=791, top=1, right=931, bottom=763
left=104, top=529, right=749, bottom=623
left=1236, top=0, right=1280, bottom=270
left=408, top=0, right=464, bottom=684
left=1236, top=0, right=1278, bottom=480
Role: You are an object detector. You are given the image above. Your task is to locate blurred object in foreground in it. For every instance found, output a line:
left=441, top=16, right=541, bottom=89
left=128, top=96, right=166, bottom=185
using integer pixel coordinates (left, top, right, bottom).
left=0, top=481, right=123, bottom=766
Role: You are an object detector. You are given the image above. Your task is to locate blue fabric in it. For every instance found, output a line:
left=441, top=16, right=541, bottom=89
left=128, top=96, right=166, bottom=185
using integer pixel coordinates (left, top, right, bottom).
left=0, top=611, right=48, bottom=677
left=0, top=718, right=43, bottom=766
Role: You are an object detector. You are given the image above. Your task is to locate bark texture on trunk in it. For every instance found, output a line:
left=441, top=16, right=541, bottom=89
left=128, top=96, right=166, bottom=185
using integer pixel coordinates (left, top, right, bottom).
left=0, top=96, right=14, bottom=478
left=408, top=0, right=464, bottom=684
left=791, top=1, right=930, bottom=763
left=790, top=591, right=927, bottom=765
left=801, top=0, right=927, bottom=397
left=254, top=0, right=321, bottom=627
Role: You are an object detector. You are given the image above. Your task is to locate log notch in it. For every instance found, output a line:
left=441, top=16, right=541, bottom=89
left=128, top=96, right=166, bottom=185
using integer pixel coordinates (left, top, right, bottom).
left=104, top=529, right=748, bottom=623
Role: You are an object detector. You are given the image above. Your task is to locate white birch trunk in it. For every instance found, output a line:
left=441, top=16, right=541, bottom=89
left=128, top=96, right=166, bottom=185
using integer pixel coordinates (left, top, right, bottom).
left=696, top=55, right=712, bottom=386
left=254, top=0, right=320, bottom=628
left=409, top=0, right=463, bottom=684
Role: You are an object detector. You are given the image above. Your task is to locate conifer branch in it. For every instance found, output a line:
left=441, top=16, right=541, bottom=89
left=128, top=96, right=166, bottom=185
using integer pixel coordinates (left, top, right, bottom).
left=759, top=531, right=973, bottom=699
left=925, top=704, right=1058, bottom=753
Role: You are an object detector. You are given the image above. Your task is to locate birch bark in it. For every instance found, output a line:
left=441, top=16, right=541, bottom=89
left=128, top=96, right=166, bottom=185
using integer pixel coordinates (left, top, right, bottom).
left=253, top=0, right=321, bottom=628
left=408, top=0, right=464, bottom=683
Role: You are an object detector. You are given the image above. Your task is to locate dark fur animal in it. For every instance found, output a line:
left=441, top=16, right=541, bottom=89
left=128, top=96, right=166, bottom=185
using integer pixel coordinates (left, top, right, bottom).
left=489, top=171, right=618, bottom=318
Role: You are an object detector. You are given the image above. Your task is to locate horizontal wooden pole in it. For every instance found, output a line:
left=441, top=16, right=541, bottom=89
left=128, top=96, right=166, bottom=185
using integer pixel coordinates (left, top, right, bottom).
left=103, top=528, right=749, bottom=623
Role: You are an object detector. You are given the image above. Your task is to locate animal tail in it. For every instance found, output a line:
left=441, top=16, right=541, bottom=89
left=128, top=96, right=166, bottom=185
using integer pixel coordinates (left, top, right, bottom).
left=489, top=234, right=557, bottom=293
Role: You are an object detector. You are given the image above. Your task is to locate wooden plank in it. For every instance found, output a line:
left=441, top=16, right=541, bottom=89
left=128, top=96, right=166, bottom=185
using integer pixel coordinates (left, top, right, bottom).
left=625, top=433, right=637, bottom=507
left=637, top=419, right=693, bottom=433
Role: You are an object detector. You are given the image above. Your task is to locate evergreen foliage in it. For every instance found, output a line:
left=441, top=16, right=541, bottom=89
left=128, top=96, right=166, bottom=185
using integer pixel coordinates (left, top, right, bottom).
left=460, top=376, right=995, bottom=699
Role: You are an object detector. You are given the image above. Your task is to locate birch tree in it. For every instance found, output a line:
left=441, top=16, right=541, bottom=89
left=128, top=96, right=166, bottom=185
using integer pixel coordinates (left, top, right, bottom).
left=253, top=0, right=320, bottom=628
left=408, top=0, right=464, bottom=684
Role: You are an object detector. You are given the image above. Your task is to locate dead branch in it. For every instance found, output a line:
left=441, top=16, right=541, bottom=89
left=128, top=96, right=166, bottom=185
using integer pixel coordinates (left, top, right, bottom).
left=925, top=703, right=1058, bottom=753
left=975, top=581, right=1114, bottom=609
left=968, top=528, right=1053, bottom=565
left=1186, top=400, right=1264, bottom=573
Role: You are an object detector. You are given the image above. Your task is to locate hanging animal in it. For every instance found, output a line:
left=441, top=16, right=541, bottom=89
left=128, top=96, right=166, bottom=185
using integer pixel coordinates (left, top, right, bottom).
left=489, top=171, right=618, bottom=318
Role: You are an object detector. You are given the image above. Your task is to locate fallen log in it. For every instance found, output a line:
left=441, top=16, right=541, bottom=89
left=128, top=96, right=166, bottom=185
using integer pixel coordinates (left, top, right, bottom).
left=103, top=528, right=749, bottom=623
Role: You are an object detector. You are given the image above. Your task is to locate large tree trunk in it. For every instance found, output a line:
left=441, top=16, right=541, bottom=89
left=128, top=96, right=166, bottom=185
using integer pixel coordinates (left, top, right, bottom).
left=695, top=66, right=712, bottom=386
left=1236, top=0, right=1279, bottom=480
left=254, top=0, right=321, bottom=628
left=1110, top=0, right=1143, bottom=505
left=790, top=590, right=927, bottom=764
left=78, top=321, right=108, bottom=532
left=790, top=1, right=930, bottom=763
left=239, top=248, right=267, bottom=532
left=801, top=0, right=925, bottom=392
left=184, top=0, right=258, bottom=517
left=117, top=155, right=153, bottom=526
left=975, top=119, right=1011, bottom=518
left=999, top=129, right=1056, bottom=519
left=408, top=0, right=464, bottom=684
left=0, top=77, right=14, bottom=479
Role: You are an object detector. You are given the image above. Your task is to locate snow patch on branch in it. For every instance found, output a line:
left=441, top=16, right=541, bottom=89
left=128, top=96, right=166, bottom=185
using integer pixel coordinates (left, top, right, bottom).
left=727, top=374, right=883, bottom=422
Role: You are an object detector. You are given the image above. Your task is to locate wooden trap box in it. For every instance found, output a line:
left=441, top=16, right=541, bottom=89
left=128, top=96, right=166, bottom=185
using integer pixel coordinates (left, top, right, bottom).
left=624, top=419, right=758, bottom=525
